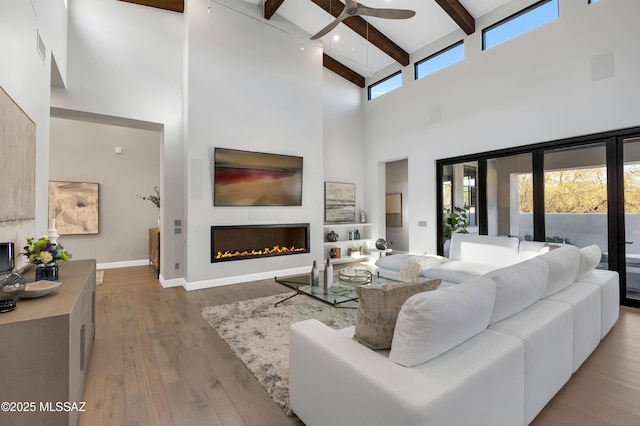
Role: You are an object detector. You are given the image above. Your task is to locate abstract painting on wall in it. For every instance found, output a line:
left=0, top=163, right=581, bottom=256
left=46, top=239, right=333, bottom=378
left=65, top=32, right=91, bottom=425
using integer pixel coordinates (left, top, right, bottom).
left=0, top=85, right=36, bottom=245
left=325, top=182, right=356, bottom=223
left=214, top=148, right=303, bottom=206
left=48, top=181, right=99, bottom=235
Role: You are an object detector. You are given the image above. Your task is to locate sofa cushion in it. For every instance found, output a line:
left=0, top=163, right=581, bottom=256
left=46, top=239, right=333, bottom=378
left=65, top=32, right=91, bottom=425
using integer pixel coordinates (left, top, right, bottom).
left=389, top=276, right=495, bottom=367
left=421, top=260, right=497, bottom=284
left=537, top=245, right=581, bottom=297
left=375, top=254, right=413, bottom=272
left=354, top=279, right=441, bottom=350
left=518, top=241, right=557, bottom=260
left=577, top=245, right=602, bottom=280
left=487, top=258, right=549, bottom=325
left=449, top=233, right=521, bottom=267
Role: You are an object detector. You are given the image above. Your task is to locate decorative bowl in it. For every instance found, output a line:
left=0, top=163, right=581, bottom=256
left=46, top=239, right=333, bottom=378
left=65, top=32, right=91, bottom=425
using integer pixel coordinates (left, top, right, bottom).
left=21, top=280, right=63, bottom=299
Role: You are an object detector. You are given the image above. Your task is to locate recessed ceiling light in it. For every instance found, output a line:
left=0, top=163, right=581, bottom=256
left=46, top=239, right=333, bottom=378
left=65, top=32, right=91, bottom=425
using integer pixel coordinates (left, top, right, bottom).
left=333, top=35, right=340, bottom=42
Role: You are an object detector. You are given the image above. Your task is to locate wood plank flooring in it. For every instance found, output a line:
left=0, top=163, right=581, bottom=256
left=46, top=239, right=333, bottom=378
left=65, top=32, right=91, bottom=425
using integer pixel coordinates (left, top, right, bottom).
left=80, top=265, right=640, bottom=426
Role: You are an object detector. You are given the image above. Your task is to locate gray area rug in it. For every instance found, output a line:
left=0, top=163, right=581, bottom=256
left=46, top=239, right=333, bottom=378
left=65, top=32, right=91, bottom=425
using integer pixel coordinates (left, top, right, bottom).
left=201, top=292, right=357, bottom=413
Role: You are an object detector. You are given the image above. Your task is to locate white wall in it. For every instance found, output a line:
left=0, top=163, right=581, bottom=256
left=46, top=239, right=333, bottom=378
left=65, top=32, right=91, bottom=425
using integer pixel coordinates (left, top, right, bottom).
left=363, top=0, right=640, bottom=255
left=0, top=0, right=68, bottom=248
left=49, top=117, right=160, bottom=265
left=50, top=0, right=184, bottom=280
left=183, top=0, right=325, bottom=286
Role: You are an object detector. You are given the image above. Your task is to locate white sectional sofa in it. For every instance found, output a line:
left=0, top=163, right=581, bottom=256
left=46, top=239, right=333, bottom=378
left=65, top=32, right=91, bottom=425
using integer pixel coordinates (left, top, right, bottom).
left=375, top=232, right=557, bottom=284
left=289, top=243, right=619, bottom=426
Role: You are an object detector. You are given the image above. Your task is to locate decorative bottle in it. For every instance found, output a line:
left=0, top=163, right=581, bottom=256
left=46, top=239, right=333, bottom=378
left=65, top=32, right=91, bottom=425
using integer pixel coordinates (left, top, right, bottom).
left=354, top=229, right=360, bottom=240
left=323, top=258, right=333, bottom=290
left=310, top=261, right=319, bottom=287
left=47, top=219, right=60, bottom=245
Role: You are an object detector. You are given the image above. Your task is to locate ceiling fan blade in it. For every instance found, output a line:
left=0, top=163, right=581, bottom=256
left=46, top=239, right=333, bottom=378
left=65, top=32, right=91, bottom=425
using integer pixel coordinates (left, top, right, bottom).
left=310, top=9, right=349, bottom=40
left=356, top=6, right=416, bottom=20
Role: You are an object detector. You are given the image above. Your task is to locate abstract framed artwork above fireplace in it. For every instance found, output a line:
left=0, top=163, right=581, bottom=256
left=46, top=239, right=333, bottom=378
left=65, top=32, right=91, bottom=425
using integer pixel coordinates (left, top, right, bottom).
left=211, top=223, right=310, bottom=263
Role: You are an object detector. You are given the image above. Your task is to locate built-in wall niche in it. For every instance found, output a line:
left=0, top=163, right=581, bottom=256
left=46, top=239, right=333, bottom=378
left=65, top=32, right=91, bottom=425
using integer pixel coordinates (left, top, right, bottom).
left=211, top=223, right=310, bottom=263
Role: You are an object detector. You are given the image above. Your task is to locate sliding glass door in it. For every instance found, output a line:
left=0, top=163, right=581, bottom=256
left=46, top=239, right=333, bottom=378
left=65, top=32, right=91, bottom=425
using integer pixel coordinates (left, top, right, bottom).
left=543, top=143, right=609, bottom=271
left=437, top=126, right=640, bottom=307
left=623, top=137, right=640, bottom=302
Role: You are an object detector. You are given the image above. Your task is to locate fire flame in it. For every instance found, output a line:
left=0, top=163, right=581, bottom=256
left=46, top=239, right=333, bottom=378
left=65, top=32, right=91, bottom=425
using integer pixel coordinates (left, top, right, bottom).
left=215, top=245, right=305, bottom=260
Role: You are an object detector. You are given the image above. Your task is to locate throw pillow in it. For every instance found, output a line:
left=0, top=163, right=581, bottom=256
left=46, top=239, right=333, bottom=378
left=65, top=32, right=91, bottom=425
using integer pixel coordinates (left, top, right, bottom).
left=399, top=259, right=422, bottom=282
left=577, top=245, right=602, bottom=280
left=389, top=276, right=496, bottom=367
left=354, top=279, right=441, bottom=350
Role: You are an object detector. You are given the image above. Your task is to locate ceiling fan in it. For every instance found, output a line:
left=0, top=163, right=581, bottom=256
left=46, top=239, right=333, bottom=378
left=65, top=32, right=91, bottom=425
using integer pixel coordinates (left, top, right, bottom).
left=310, top=0, right=416, bottom=40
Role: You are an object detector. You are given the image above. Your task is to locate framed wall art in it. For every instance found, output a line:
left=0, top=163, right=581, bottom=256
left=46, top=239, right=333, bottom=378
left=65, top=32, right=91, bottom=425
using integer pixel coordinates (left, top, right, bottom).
left=214, top=147, right=303, bottom=206
left=48, top=181, right=99, bottom=235
left=324, top=182, right=356, bottom=223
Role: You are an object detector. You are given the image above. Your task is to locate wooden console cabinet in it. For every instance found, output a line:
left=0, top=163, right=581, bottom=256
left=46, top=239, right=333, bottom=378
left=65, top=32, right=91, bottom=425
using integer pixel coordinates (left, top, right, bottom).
left=0, top=260, right=96, bottom=426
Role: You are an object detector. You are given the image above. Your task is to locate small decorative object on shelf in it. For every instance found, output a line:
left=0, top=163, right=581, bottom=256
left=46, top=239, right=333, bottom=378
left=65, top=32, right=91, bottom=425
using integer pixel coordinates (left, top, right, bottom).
left=310, top=260, right=319, bottom=287
left=375, top=238, right=388, bottom=250
left=47, top=218, right=60, bottom=244
left=323, top=258, right=333, bottom=290
left=354, top=229, right=360, bottom=240
left=0, top=242, right=25, bottom=312
left=360, top=210, right=367, bottom=223
left=22, top=235, right=69, bottom=282
left=326, top=230, right=339, bottom=242
left=348, top=231, right=353, bottom=240
left=0, top=271, right=25, bottom=313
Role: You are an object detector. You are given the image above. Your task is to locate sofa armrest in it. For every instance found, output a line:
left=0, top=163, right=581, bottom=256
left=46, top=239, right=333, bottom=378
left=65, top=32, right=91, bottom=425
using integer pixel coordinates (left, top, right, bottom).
left=290, top=319, right=525, bottom=426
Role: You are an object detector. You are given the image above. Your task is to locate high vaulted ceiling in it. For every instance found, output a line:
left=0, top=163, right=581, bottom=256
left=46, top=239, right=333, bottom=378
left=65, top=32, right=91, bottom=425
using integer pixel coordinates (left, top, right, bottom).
left=121, top=0, right=514, bottom=87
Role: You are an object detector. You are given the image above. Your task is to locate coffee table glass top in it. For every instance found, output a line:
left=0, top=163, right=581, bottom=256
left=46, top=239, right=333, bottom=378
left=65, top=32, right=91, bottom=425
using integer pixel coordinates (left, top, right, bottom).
left=275, top=267, right=399, bottom=307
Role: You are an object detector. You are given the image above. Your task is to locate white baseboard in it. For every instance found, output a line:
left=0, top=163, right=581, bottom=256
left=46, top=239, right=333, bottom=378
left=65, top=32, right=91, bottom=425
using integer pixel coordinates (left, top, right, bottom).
left=183, top=266, right=310, bottom=291
left=92, top=261, right=312, bottom=291
left=159, top=275, right=185, bottom=288
left=96, top=259, right=150, bottom=270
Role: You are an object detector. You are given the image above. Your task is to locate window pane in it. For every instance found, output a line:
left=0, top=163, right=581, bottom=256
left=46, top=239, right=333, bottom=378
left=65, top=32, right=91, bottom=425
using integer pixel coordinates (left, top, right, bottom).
left=483, top=0, right=559, bottom=50
left=543, top=144, right=608, bottom=267
left=415, top=42, right=464, bottom=80
left=368, top=72, right=402, bottom=100
left=487, top=153, right=532, bottom=238
left=442, top=162, right=477, bottom=253
left=623, top=137, right=640, bottom=301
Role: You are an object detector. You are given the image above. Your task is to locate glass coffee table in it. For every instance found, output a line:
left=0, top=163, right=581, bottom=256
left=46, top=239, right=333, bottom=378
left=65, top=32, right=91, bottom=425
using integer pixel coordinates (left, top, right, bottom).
left=275, top=267, right=399, bottom=308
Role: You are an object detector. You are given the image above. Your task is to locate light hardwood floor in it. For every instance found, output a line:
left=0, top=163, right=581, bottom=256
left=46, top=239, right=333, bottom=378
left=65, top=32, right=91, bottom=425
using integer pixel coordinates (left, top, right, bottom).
left=80, top=265, right=640, bottom=426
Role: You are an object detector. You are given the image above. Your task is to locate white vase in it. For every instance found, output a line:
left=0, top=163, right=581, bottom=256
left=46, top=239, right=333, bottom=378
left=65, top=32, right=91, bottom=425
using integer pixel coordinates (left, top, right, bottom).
left=310, top=261, right=319, bottom=287
left=47, top=219, right=60, bottom=244
left=323, top=258, right=333, bottom=290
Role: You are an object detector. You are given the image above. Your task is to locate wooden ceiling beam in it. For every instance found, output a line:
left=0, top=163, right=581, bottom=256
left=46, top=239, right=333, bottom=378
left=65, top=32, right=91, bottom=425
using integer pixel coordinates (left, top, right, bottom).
left=434, top=0, right=475, bottom=35
left=264, top=0, right=286, bottom=20
left=118, top=0, right=184, bottom=13
left=310, top=0, right=410, bottom=66
left=323, top=54, right=365, bottom=88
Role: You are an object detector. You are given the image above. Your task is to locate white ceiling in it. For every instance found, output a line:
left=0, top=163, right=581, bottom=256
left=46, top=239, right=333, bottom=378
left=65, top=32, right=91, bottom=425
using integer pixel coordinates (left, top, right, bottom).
left=247, top=0, right=513, bottom=78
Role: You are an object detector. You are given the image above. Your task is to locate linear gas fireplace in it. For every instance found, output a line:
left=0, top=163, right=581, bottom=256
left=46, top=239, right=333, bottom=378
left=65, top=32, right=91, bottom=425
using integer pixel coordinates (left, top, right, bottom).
left=211, top=223, right=310, bottom=263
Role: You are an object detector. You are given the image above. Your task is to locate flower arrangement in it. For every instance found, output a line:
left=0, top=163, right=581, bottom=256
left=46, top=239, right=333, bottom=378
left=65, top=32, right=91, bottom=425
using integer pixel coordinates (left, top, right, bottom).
left=22, top=235, right=69, bottom=266
left=137, top=186, right=160, bottom=210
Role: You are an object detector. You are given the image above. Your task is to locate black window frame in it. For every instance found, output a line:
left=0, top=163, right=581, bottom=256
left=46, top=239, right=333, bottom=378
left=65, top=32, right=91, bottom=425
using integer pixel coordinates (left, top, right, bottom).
left=482, top=0, right=558, bottom=50
left=414, top=40, right=464, bottom=80
left=367, top=71, right=402, bottom=101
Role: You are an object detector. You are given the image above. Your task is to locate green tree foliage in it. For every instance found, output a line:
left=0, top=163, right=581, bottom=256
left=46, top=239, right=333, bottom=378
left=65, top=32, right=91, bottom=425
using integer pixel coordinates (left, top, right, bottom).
left=518, top=165, right=640, bottom=213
